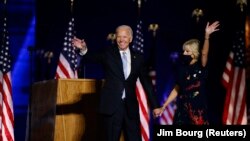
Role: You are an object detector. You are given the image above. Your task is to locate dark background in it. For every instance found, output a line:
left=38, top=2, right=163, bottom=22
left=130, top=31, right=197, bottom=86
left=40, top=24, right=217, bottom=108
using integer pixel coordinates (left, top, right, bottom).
left=36, top=0, right=250, bottom=123
left=3, top=0, right=250, bottom=140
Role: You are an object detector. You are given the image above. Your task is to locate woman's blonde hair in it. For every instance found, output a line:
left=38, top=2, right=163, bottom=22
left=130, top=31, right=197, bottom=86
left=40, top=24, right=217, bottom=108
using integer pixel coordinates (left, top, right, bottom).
left=182, top=39, right=200, bottom=59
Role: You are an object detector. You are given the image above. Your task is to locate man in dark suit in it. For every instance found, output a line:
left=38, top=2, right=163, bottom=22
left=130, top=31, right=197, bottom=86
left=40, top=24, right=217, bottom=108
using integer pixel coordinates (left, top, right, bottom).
left=72, top=25, right=161, bottom=141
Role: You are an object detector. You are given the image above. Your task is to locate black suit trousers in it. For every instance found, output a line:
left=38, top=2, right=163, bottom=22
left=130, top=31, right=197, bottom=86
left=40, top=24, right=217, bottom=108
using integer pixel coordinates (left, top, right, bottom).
left=100, top=99, right=142, bottom=141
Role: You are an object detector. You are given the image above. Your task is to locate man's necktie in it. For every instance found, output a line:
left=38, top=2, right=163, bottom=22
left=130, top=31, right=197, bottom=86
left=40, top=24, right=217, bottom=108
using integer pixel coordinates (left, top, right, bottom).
left=121, top=52, right=128, bottom=79
left=121, top=51, right=128, bottom=99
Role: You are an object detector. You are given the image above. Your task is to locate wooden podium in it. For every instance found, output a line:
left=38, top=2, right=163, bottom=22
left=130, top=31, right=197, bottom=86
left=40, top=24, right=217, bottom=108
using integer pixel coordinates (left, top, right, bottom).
left=30, top=79, right=104, bottom=141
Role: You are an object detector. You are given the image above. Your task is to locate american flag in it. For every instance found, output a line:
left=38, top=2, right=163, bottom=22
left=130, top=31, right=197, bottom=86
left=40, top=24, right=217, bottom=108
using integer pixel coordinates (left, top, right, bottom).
left=0, top=15, right=14, bottom=141
left=222, top=21, right=247, bottom=124
left=159, top=97, right=176, bottom=125
left=132, top=20, right=150, bottom=141
left=55, top=17, right=78, bottom=79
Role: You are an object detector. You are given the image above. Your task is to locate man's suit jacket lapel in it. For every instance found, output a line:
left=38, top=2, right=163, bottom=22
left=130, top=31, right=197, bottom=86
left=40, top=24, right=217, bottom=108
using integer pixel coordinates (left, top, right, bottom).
left=130, top=50, right=138, bottom=79
left=111, top=46, right=126, bottom=79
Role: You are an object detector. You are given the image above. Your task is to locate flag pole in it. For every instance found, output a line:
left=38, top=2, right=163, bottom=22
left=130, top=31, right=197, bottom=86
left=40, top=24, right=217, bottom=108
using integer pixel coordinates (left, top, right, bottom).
left=137, top=0, right=142, bottom=17
left=133, top=0, right=146, bottom=18
left=70, top=0, right=74, bottom=14
left=148, top=24, right=158, bottom=87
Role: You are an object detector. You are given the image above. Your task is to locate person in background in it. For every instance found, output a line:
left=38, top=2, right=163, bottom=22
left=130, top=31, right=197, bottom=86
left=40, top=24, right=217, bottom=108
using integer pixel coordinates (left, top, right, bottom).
left=72, top=25, right=161, bottom=141
left=157, top=21, right=220, bottom=125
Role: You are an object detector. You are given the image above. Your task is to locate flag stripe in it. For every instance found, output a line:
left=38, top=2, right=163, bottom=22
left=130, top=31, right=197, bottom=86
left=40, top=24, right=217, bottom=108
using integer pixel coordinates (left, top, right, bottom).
left=1, top=73, right=14, bottom=141
left=232, top=68, right=241, bottom=123
left=135, top=80, right=149, bottom=141
left=136, top=81, right=150, bottom=122
left=222, top=52, right=233, bottom=87
left=223, top=65, right=247, bottom=124
left=56, top=54, right=75, bottom=79
left=166, top=105, right=175, bottom=123
left=159, top=102, right=176, bottom=125
left=237, top=85, right=246, bottom=124
left=233, top=68, right=245, bottom=124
